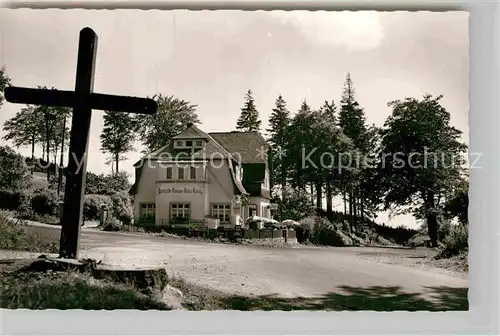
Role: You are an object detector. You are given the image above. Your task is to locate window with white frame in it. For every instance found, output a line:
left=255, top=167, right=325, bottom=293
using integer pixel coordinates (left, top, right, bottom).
left=140, top=203, right=155, bottom=217
left=166, top=167, right=173, bottom=180
left=195, top=140, right=203, bottom=147
left=178, top=166, right=185, bottom=180
left=212, top=204, right=231, bottom=223
left=171, top=203, right=190, bottom=220
left=175, top=140, right=184, bottom=148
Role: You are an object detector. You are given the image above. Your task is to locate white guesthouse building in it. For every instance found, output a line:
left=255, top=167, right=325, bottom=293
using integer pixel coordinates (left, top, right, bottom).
left=129, top=123, right=273, bottom=227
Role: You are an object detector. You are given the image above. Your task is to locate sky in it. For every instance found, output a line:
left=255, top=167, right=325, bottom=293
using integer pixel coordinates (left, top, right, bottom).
left=0, top=9, right=469, bottom=228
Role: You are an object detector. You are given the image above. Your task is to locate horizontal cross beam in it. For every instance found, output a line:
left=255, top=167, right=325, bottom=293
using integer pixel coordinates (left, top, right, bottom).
left=4, top=86, right=157, bottom=114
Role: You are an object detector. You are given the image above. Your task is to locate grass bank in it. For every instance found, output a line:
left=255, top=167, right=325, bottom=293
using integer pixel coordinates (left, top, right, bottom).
left=0, top=212, right=59, bottom=253
left=0, top=259, right=171, bottom=310
left=0, top=212, right=171, bottom=310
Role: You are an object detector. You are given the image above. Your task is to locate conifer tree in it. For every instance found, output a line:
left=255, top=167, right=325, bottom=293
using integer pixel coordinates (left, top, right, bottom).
left=267, top=95, right=291, bottom=189
left=319, top=100, right=337, bottom=212
left=338, top=73, right=369, bottom=228
left=320, top=100, right=337, bottom=124
left=283, top=100, right=312, bottom=192
left=236, top=89, right=261, bottom=132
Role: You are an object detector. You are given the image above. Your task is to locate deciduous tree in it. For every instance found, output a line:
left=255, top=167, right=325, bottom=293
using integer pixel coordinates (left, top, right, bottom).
left=377, top=94, right=467, bottom=246
left=0, top=66, right=11, bottom=109
left=2, top=105, right=42, bottom=160
left=100, top=110, right=136, bottom=173
left=135, top=94, right=200, bottom=152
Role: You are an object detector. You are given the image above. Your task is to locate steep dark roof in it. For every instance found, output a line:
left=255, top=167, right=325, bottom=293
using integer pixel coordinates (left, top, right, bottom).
left=130, top=127, right=271, bottom=198
left=208, top=131, right=269, bottom=164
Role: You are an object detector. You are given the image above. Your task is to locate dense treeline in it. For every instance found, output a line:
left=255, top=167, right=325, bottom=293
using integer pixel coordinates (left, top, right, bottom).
left=236, top=73, right=468, bottom=247
left=1, top=66, right=468, bottom=247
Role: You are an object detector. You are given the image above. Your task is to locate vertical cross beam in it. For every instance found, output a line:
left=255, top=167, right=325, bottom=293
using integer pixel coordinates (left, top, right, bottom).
left=59, top=28, right=97, bottom=259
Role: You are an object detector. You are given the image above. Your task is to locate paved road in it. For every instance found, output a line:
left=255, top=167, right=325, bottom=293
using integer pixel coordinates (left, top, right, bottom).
left=23, top=223, right=468, bottom=299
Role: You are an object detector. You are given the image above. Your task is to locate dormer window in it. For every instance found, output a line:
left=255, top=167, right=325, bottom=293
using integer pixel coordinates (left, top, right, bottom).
left=174, top=138, right=205, bottom=149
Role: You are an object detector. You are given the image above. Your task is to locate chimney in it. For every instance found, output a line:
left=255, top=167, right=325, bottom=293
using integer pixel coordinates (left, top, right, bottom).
left=187, top=122, right=193, bottom=128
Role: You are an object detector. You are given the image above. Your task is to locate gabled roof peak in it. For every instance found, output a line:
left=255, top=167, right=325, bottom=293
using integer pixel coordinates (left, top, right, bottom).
left=172, top=123, right=209, bottom=140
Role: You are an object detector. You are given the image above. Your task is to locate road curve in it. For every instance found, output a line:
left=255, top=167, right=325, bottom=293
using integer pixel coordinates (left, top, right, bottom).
left=25, top=223, right=468, bottom=299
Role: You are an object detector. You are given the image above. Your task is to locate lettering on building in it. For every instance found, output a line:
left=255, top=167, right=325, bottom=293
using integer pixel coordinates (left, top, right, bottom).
left=159, top=187, right=203, bottom=194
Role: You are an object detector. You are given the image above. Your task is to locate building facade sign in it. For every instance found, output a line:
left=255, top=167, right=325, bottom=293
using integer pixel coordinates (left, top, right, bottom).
left=158, top=186, right=203, bottom=194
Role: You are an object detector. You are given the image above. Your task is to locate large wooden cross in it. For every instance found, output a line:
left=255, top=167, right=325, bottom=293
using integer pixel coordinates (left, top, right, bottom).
left=4, top=27, right=157, bottom=259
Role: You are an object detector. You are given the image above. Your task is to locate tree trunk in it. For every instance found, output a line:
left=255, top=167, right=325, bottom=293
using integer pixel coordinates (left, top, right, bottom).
left=53, top=143, right=58, bottom=169
left=326, top=180, right=333, bottom=213
left=30, top=133, right=35, bottom=174
left=357, top=190, right=362, bottom=218
left=295, top=161, right=301, bottom=191
left=46, top=132, right=50, bottom=180
left=309, top=182, right=314, bottom=206
left=315, top=180, right=322, bottom=213
left=58, top=116, right=66, bottom=195
left=281, top=161, right=286, bottom=190
left=425, top=191, right=439, bottom=247
left=348, top=190, right=353, bottom=232
left=351, top=189, right=357, bottom=228
left=343, top=190, right=347, bottom=216
left=44, top=109, right=51, bottom=181
left=360, top=195, right=365, bottom=222
left=115, top=154, right=119, bottom=174
left=31, top=134, right=35, bottom=160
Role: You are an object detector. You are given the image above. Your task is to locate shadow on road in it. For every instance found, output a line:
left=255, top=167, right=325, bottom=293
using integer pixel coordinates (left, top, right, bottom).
left=219, top=285, right=469, bottom=311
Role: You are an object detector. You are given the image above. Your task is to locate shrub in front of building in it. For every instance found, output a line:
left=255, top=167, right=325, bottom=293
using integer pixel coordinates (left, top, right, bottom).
left=102, top=217, right=123, bottom=232
left=309, top=217, right=353, bottom=247
left=83, top=194, right=112, bottom=221
left=110, top=192, right=133, bottom=225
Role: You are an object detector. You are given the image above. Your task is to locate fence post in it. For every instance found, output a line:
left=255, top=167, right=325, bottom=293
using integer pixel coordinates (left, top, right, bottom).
left=99, top=204, right=108, bottom=227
